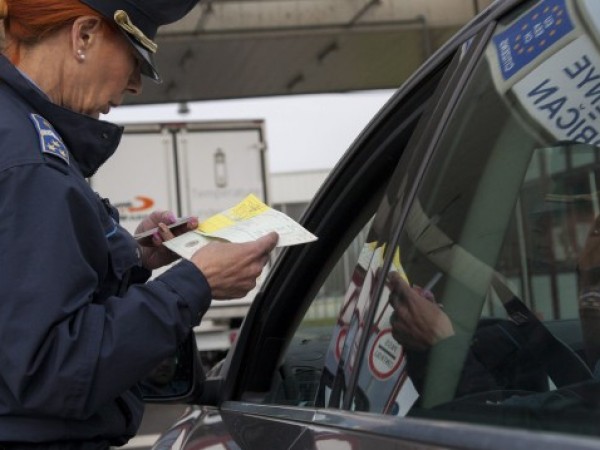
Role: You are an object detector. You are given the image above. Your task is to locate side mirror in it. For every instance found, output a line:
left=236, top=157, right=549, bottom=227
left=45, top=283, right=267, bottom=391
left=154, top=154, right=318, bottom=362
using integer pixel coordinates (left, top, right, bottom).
left=140, top=332, right=205, bottom=402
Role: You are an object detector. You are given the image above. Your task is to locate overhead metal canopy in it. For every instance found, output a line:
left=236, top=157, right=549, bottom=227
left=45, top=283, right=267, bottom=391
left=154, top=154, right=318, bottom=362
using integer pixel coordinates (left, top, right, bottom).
left=130, top=0, right=494, bottom=105
left=0, top=0, right=493, bottom=105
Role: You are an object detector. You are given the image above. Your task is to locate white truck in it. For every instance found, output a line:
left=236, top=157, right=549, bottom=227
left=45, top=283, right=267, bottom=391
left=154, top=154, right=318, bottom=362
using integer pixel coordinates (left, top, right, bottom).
left=90, top=120, right=269, bottom=366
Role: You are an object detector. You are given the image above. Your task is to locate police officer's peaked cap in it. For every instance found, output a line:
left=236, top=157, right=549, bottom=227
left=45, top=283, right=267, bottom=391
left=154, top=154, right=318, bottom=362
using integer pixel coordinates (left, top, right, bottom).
left=79, top=0, right=199, bottom=83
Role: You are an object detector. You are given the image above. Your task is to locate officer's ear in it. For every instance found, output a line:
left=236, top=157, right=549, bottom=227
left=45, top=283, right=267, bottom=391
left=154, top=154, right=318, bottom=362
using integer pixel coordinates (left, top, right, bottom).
left=70, top=15, right=104, bottom=61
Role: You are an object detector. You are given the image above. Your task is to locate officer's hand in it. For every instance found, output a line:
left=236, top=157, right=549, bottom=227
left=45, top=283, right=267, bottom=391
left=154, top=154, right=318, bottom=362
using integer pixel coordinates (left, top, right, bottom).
left=191, top=232, right=279, bottom=299
left=136, top=211, right=199, bottom=270
left=388, top=271, right=454, bottom=351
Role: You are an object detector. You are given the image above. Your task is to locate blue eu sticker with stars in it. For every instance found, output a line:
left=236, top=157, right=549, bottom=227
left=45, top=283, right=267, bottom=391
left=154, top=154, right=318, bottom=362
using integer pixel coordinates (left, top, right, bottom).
left=492, top=0, right=575, bottom=82
left=29, top=114, right=70, bottom=165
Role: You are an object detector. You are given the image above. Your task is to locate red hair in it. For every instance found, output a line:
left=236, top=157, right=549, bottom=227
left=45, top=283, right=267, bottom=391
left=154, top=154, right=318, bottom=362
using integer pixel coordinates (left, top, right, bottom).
left=1, top=0, right=105, bottom=64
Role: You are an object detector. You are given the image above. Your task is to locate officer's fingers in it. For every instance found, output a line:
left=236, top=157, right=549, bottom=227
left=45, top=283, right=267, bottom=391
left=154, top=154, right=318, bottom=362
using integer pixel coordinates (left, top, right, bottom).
left=254, top=232, right=279, bottom=254
left=154, top=222, right=175, bottom=244
left=259, top=252, right=271, bottom=267
left=144, top=210, right=169, bottom=226
left=234, top=234, right=278, bottom=270
left=227, top=234, right=276, bottom=267
left=244, top=258, right=269, bottom=283
left=158, top=210, right=177, bottom=225
left=184, top=217, right=199, bottom=232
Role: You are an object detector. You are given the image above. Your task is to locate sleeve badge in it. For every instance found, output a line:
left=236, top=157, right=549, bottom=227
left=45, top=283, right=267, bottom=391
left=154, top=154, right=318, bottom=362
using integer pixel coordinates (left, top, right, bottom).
left=29, top=114, right=70, bottom=166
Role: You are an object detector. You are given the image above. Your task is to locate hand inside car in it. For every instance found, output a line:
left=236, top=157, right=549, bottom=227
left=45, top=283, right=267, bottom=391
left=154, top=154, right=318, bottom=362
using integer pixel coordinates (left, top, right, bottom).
left=388, top=271, right=454, bottom=351
left=136, top=211, right=199, bottom=270
left=191, top=232, right=279, bottom=300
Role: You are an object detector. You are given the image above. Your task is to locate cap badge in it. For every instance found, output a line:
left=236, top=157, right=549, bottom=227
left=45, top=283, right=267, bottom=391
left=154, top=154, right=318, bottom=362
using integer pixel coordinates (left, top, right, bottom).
left=114, top=9, right=158, bottom=54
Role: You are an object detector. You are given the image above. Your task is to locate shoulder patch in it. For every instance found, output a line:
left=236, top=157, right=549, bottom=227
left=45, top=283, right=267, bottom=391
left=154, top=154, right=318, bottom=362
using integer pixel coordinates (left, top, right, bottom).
left=29, top=114, right=70, bottom=166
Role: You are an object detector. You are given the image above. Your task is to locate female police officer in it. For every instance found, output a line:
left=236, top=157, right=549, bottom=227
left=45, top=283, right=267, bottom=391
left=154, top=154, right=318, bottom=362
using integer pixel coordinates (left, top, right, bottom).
left=0, top=0, right=278, bottom=448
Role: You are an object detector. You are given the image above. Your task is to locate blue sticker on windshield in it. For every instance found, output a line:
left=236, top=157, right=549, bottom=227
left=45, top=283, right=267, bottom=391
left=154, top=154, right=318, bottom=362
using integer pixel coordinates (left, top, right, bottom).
left=492, top=0, right=574, bottom=81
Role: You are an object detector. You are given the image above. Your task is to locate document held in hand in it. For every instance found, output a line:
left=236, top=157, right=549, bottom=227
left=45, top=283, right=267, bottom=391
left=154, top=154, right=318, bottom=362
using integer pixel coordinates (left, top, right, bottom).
left=163, top=194, right=318, bottom=260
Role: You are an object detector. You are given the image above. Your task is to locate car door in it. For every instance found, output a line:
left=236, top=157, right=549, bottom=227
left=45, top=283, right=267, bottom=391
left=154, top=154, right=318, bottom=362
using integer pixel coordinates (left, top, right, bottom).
left=180, top=1, right=600, bottom=449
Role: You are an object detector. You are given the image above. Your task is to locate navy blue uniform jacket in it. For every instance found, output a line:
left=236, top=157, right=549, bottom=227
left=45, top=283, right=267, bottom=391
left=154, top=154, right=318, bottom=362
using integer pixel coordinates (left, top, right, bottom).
left=0, top=55, right=212, bottom=444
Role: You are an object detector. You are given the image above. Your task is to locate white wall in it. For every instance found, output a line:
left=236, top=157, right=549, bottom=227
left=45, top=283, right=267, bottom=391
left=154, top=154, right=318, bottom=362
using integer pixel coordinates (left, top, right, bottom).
left=270, top=169, right=330, bottom=205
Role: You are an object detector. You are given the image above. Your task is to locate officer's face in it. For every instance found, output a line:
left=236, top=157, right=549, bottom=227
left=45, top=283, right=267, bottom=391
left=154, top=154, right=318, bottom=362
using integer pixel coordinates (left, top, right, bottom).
left=69, top=20, right=143, bottom=119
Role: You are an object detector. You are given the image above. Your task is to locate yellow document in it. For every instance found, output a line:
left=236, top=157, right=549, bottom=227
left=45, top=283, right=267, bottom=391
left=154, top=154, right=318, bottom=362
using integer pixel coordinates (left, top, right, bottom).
left=164, top=194, right=318, bottom=260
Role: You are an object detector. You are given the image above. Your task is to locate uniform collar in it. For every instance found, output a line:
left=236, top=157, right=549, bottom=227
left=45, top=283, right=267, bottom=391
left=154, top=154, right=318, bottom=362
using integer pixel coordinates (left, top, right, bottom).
left=0, top=54, right=124, bottom=178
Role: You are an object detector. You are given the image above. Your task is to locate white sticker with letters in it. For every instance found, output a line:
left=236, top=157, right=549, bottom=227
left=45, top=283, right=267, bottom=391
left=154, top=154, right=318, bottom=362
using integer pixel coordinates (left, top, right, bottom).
left=513, top=36, right=600, bottom=146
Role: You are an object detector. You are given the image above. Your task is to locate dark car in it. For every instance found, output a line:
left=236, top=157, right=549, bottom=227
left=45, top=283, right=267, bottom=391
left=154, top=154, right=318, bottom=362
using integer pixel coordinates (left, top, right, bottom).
left=145, top=0, right=600, bottom=448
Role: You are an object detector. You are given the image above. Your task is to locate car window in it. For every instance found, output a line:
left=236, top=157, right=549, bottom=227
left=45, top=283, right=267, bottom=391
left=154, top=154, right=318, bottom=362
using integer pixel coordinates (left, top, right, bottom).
left=351, top=0, right=600, bottom=438
left=262, top=222, right=372, bottom=406
left=310, top=26, right=487, bottom=415
left=256, top=39, right=462, bottom=410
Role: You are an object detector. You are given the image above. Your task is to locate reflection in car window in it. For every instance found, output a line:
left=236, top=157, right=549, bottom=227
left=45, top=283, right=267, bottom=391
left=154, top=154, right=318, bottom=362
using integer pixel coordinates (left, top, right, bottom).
left=317, top=236, right=407, bottom=411
left=352, top=0, right=600, bottom=438
left=323, top=239, right=420, bottom=415
left=262, top=223, right=371, bottom=407
left=312, top=22, right=466, bottom=413
left=259, top=20, right=458, bottom=410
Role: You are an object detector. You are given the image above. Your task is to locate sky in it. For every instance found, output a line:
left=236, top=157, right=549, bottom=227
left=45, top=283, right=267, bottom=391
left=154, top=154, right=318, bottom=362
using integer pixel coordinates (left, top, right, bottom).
left=104, top=89, right=395, bottom=174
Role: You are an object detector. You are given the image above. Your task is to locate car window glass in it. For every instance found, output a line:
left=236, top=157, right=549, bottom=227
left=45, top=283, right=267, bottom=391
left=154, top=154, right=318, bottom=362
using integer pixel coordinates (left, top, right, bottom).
left=352, top=0, right=600, bottom=438
left=262, top=220, right=372, bottom=407
left=259, top=43, right=461, bottom=410
left=317, top=233, right=394, bottom=410
left=310, top=34, right=474, bottom=412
